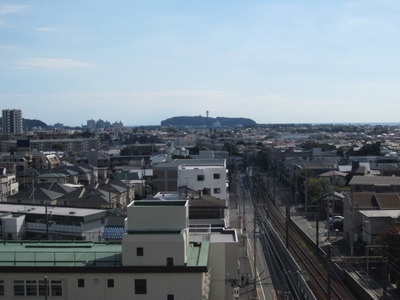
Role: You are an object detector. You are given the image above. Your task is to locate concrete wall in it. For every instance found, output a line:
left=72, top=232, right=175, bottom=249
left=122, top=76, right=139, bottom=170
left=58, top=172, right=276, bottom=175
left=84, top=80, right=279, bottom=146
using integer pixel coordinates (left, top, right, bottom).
left=122, top=232, right=187, bottom=266
left=1, top=214, right=25, bottom=240
left=126, top=201, right=188, bottom=231
left=178, top=165, right=227, bottom=200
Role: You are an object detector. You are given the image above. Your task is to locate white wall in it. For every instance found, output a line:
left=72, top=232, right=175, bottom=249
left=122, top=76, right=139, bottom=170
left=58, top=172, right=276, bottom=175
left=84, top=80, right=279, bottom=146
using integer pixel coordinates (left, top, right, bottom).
left=126, top=201, right=188, bottom=231
left=178, top=165, right=227, bottom=200
left=122, top=232, right=188, bottom=266
left=0, top=272, right=206, bottom=300
left=1, top=214, right=25, bottom=240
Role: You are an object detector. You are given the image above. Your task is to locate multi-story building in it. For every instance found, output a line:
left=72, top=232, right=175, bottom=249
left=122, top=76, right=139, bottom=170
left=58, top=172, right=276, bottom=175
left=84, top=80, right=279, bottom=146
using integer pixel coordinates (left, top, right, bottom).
left=2, top=109, right=23, bottom=135
left=0, top=200, right=216, bottom=299
left=152, top=158, right=226, bottom=194
left=0, top=138, right=100, bottom=153
left=0, top=165, right=19, bottom=200
left=177, top=163, right=227, bottom=201
left=0, top=203, right=108, bottom=240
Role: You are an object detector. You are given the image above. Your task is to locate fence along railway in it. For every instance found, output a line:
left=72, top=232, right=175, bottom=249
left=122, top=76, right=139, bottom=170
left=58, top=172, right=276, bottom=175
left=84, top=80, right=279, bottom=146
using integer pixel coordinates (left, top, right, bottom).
left=243, top=173, right=357, bottom=300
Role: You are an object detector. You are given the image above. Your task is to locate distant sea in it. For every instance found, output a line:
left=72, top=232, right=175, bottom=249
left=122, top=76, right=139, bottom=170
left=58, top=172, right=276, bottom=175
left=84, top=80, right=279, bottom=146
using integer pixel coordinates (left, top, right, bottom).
left=125, top=122, right=400, bottom=128
left=311, top=122, right=400, bottom=126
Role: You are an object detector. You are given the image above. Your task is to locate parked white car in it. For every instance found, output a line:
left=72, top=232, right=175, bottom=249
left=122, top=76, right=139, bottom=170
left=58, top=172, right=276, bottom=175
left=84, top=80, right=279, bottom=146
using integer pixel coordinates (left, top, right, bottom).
left=329, top=216, right=344, bottom=223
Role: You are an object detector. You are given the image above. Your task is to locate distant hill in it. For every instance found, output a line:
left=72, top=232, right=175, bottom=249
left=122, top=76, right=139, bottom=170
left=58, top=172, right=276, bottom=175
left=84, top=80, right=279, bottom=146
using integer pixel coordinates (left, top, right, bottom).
left=0, top=118, right=49, bottom=130
left=161, top=116, right=256, bottom=127
left=23, top=119, right=49, bottom=129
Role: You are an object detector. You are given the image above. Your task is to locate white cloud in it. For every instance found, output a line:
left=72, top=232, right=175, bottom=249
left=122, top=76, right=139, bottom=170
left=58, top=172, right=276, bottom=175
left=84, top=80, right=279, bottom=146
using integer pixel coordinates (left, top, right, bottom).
left=0, top=4, right=27, bottom=14
left=0, top=44, right=15, bottom=50
left=15, top=58, right=97, bottom=69
left=35, top=27, right=58, bottom=31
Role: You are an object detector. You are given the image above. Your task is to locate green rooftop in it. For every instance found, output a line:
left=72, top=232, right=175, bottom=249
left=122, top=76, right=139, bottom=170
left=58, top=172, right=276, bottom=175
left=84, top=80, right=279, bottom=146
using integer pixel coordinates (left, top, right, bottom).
left=0, top=241, right=122, bottom=267
left=0, top=240, right=209, bottom=268
left=186, top=242, right=209, bottom=267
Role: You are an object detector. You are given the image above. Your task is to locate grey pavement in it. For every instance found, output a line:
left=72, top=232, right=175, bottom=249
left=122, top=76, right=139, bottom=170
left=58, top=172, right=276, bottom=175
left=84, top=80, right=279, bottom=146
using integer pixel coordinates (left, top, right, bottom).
left=229, top=192, right=276, bottom=300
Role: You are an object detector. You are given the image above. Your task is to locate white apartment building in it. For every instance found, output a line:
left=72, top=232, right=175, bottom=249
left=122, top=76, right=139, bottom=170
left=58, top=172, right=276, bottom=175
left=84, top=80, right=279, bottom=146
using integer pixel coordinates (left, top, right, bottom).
left=177, top=164, right=228, bottom=201
left=0, top=200, right=220, bottom=299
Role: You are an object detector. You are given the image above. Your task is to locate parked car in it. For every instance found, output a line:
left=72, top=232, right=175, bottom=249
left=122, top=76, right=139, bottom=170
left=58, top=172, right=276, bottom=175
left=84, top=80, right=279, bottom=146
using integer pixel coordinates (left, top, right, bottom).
left=329, top=216, right=344, bottom=223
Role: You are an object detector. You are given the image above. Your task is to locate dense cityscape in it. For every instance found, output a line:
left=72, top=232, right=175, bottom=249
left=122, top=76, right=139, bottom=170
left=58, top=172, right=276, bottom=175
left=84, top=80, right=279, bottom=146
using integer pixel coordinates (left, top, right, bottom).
left=0, top=108, right=400, bottom=299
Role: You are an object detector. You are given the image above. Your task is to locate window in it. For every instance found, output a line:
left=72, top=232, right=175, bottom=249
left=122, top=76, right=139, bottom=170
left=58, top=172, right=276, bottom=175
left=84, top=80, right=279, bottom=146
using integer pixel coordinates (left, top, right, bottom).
left=13, top=279, right=62, bottom=297
left=0, top=280, right=4, bottom=296
left=26, top=280, right=37, bottom=296
left=13, top=280, right=24, bottom=296
left=214, top=188, right=221, bottom=194
left=213, top=173, right=220, bottom=179
left=78, top=279, right=85, bottom=288
left=107, top=279, right=114, bottom=288
left=136, top=247, right=144, bottom=256
left=197, top=175, right=204, bottom=181
left=167, top=295, right=174, bottom=300
left=51, top=280, right=62, bottom=296
left=167, top=257, right=173, bottom=266
left=134, top=279, right=147, bottom=294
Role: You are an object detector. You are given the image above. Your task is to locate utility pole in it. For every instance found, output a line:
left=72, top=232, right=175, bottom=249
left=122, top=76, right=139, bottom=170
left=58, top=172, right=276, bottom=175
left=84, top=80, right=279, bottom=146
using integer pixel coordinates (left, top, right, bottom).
left=45, top=201, right=49, bottom=240
left=304, top=171, right=308, bottom=212
left=383, top=244, right=388, bottom=300
left=253, top=206, right=257, bottom=293
left=286, top=205, right=290, bottom=249
left=316, top=209, right=320, bottom=250
left=327, top=243, right=332, bottom=300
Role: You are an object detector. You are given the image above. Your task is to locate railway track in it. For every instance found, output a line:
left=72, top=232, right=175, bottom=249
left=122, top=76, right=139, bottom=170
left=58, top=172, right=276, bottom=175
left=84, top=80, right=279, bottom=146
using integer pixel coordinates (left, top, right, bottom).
left=246, top=175, right=355, bottom=300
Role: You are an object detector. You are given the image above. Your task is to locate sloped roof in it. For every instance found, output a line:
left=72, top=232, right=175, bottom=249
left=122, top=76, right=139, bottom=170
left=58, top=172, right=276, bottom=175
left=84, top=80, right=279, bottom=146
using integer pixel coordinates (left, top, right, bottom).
left=67, top=191, right=111, bottom=205
left=319, top=170, right=348, bottom=177
left=8, top=187, right=63, bottom=202
left=373, top=193, right=400, bottom=209
left=351, top=192, right=379, bottom=209
left=349, top=175, right=400, bottom=186
left=39, top=182, right=78, bottom=195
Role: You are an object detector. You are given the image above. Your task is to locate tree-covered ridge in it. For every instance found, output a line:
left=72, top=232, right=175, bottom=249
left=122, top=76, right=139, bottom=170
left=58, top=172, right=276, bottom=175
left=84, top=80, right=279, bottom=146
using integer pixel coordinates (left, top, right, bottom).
left=23, top=119, right=48, bottom=129
left=161, top=116, right=256, bottom=127
left=0, top=118, right=49, bottom=130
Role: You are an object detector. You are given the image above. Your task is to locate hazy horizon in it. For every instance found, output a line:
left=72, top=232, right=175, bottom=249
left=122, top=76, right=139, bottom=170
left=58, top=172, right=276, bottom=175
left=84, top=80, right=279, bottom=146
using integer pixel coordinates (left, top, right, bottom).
left=1, top=1, right=400, bottom=126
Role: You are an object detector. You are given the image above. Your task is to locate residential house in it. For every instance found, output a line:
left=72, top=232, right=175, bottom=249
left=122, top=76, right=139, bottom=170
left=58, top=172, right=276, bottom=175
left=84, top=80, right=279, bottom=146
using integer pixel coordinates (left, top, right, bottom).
left=31, top=152, right=60, bottom=170
left=177, top=163, right=227, bottom=201
left=152, top=158, right=226, bottom=195
left=343, top=191, right=400, bottom=253
left=0, top=165, right=19, bottom=201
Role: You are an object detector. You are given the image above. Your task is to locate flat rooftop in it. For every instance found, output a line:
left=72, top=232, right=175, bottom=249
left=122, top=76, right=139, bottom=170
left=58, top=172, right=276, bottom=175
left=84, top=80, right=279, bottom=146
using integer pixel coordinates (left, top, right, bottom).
left=129, top=200, right=187, bottom=207
left=0, top=240, right=209, bottom=268
left=0, top=241, right=122, bottom=267
left=359, top=210, right=400, bottom=218
left=189, top=229, right=237, bottom=243
left=0, top=203, right=107, bottom=218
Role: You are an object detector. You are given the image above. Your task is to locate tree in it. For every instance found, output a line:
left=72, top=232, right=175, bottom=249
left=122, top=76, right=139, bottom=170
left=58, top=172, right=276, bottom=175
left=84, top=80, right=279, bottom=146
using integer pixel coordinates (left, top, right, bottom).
left=374, top=222, right=400, bottom=282
left=52, top=144, right=64, bottom=151
left=306, top=177, right=330, bottom=205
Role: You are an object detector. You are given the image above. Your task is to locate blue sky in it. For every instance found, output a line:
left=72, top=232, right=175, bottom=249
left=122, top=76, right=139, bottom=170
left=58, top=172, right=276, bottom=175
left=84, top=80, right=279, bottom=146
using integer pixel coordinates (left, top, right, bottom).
left=1, top=0, right=399, bottom=126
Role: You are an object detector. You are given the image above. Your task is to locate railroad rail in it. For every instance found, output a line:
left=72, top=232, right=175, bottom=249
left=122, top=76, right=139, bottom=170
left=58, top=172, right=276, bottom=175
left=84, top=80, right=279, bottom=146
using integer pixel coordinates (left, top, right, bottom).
left=244, top=174, right=356, bottom=300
